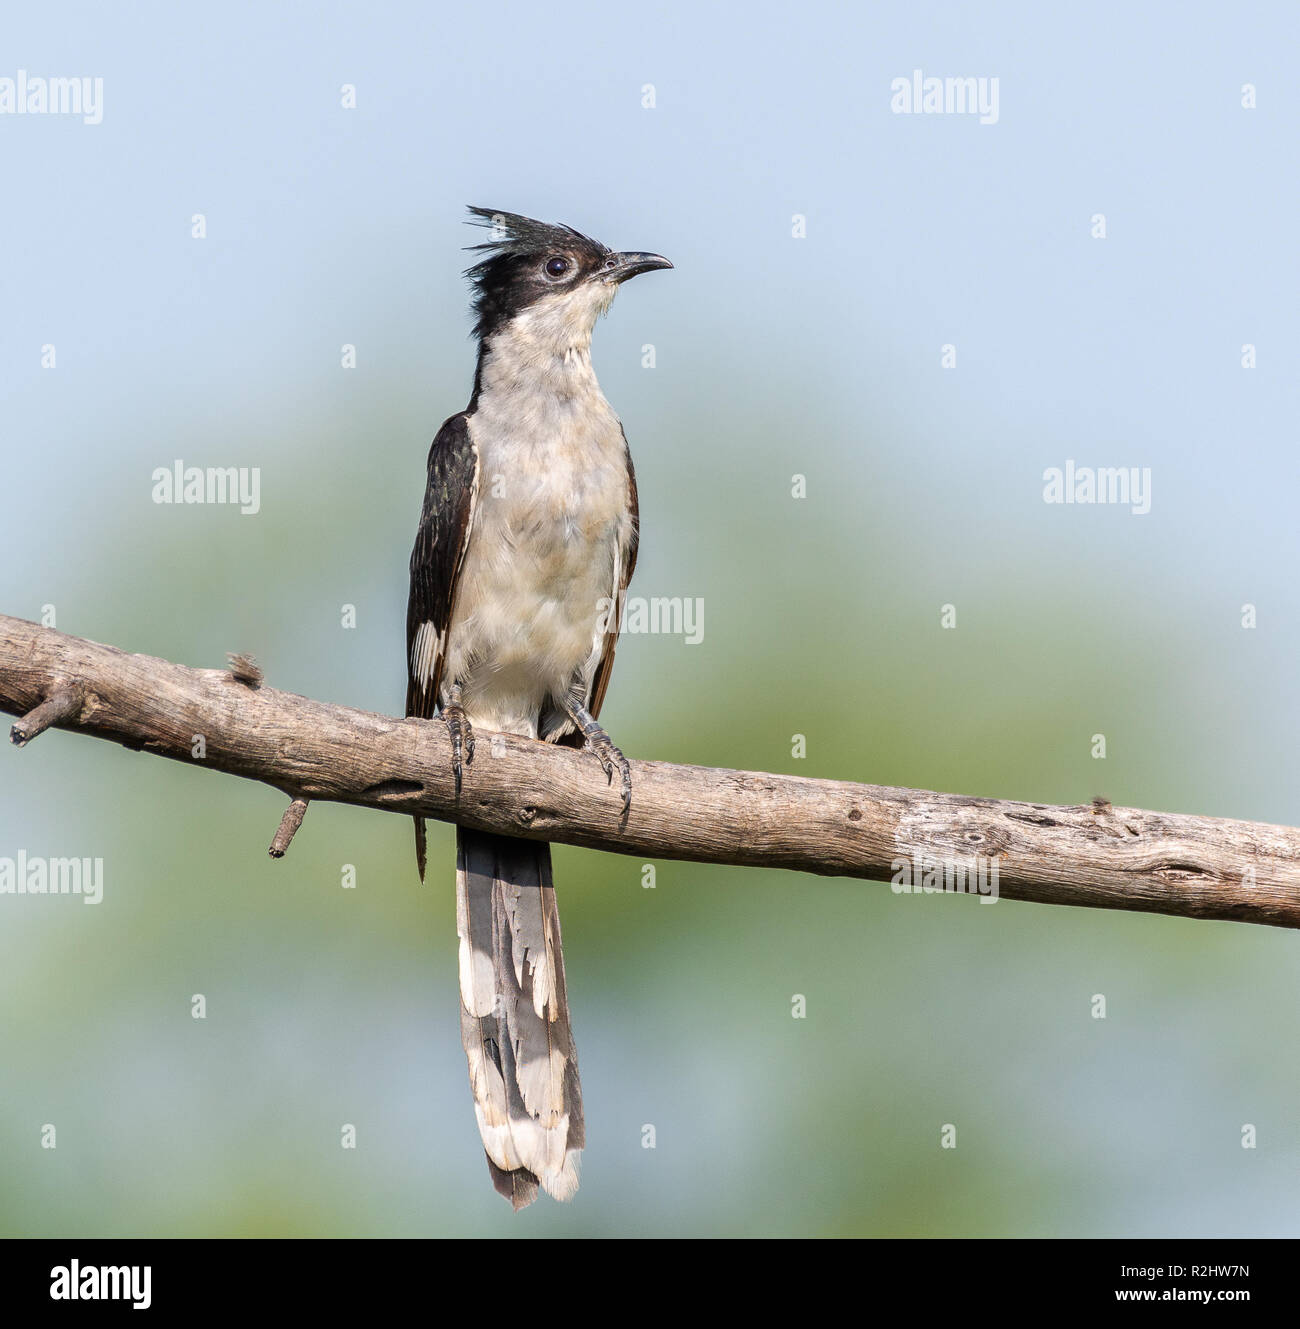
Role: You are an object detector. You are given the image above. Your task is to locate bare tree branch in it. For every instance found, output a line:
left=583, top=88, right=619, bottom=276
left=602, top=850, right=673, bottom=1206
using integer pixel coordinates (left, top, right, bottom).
left=1, top=613, right=1297, bottom=928
left=10, top=680, right=85, bottom=747
left=268, top=797, right=310, bottom=858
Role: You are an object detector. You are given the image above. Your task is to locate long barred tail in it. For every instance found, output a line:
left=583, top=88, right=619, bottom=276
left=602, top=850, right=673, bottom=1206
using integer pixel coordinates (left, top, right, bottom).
left=455, top=828, right=584, bottom=1209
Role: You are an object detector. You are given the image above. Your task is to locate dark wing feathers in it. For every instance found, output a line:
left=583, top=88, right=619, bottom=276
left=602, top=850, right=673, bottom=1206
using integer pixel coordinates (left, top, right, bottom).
left=406, top=412, right=477, bottom=721
left=406, top=412, right=477, bottom=878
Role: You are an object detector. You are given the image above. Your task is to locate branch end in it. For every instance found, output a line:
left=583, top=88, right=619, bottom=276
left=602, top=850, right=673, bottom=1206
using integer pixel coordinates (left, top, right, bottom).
left=269, top=797, right=310, bottom=858
left=227, top=652, right=263, bottom=688
left=10, top=683, right=85, bottom=747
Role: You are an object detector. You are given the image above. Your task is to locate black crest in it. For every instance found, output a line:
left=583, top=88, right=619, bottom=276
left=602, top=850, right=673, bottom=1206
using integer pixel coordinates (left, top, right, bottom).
left=463, top=206, right=610, bottom=339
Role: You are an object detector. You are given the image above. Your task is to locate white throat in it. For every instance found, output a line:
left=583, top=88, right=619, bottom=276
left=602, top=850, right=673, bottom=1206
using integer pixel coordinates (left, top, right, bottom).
left=478, top=283, right=617, bottom=399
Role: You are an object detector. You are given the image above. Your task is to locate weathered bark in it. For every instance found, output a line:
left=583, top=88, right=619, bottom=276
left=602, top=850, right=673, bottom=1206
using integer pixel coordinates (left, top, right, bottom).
left=2, top=613, right=1297, bottom=928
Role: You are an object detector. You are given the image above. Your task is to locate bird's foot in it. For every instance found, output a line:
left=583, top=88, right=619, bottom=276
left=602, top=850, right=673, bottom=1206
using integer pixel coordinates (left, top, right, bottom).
left=444, top=703, right=475, bottom=797
left=564, top=699, right=631, bottom=814
left=588, top=729, right=631, bottom=812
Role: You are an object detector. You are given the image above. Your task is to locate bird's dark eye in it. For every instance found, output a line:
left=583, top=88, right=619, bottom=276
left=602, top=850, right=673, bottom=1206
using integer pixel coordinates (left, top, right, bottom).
left=544, top=256, right=570, bottom=279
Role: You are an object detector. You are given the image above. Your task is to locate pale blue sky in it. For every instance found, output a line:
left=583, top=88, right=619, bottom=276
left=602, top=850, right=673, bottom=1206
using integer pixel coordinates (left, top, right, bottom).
left=4, top=0, right=1297, bottom=624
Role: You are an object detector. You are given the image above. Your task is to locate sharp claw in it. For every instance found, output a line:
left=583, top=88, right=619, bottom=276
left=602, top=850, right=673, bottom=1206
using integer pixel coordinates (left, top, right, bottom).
left=445, top=704, right=474, bottom=799
left=566, top=701, right=633, bottom=817
left=586, top=734, right=632, bottom=811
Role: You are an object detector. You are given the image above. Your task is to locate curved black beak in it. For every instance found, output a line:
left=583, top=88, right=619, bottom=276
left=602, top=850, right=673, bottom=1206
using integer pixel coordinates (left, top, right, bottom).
left=605, top=251, right=673, bottom=284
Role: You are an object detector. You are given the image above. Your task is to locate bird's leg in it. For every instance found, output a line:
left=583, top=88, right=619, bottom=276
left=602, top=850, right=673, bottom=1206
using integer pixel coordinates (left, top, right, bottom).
left=440, top=682, right=475, bottom=797
left=563, top=691, right=632, bottom=813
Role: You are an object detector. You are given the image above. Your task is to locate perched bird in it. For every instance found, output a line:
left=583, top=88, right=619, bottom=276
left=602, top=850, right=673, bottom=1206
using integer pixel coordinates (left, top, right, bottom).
left=406, top=207, right=672, bottom=1208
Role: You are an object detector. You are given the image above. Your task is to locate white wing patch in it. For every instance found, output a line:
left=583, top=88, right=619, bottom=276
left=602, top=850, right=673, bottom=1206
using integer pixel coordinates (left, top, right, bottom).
left=410, top=620, right=445, bottom=695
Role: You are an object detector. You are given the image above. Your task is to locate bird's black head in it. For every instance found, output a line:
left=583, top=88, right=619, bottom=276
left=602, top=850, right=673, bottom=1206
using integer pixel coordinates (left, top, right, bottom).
left=464, top=206, right=672, bottom=343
